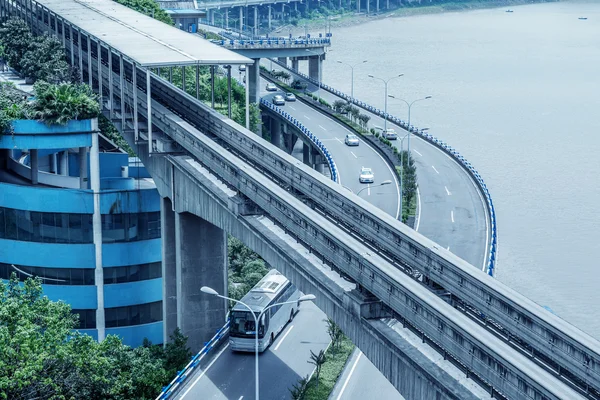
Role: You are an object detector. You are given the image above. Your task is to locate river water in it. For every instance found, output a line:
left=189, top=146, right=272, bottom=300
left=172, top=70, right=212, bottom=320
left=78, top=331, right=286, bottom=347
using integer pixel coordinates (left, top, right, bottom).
left=318, top=1, right=600, bottom=339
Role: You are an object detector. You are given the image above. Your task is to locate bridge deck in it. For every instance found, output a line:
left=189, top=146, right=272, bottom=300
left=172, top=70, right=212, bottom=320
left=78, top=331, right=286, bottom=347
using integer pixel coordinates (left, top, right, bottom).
left=34, top=0, right=250, bottom=66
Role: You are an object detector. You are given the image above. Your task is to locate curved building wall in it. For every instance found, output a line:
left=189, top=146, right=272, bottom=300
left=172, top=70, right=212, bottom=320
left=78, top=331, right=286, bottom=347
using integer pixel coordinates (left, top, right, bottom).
left=0, top=181, right=163, bottom=347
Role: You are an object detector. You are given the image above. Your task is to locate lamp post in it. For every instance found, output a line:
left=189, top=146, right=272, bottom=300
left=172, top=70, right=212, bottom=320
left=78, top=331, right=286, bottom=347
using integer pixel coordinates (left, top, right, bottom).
left=305, top=49, right=322, bottom=102
left=336, top=59, right=367, bottom=104
left=387, top=95, right=432, bottom=169
left=200, top=286, right=316, bottom=400
left=368, top=74, right=404, bottom=131
left=356, top=179, right=392, bottom=196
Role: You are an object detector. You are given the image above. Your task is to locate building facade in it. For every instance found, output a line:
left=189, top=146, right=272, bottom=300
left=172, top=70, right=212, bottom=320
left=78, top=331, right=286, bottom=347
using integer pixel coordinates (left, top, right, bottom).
left=0, top=118, right=163, bottom=347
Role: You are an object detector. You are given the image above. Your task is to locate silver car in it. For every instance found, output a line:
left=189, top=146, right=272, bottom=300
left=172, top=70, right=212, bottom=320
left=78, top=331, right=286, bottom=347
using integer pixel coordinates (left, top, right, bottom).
left=284, top=93, right=296, bottom=102
left=272, top=95, right=285, bottom=106
left=266, top=83, right=277, bottom=92
left=359, top=167, right=374, bottom=183
left=344, top=134, right=359, bottom=146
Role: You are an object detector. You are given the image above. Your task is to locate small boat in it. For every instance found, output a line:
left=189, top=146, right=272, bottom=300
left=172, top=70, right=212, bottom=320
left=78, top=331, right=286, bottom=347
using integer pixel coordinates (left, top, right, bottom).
left=505, top=9, right=514, bottom=13
left=578, top=17, right=588, bottom=20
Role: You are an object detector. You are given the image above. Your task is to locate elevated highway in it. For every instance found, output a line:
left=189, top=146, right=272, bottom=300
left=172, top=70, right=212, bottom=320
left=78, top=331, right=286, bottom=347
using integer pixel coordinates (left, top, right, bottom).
left=6, top=0, right=600, bottom=399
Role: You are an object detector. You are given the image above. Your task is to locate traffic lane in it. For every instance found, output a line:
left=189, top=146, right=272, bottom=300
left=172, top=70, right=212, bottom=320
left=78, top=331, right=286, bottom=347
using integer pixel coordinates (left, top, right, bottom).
left=261, top=89, right=400, bottom=218
left=409, top=135, right=488, bottom=269
left=177, top=302, right=330, bottom=400
left=331, top=350, right=404, bottom=400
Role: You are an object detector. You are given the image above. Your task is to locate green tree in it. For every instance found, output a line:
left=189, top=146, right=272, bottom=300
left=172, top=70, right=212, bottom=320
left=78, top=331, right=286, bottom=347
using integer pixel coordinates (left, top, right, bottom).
left=289, top=374, right=310, bottom=400
left=31, top=81, right=100, bottom=124
left=324, top=318, right=344, bottom=354
left=163, top=328, right=192, bottom=377
left=307, top=349, right=326, bottom=389
left=0, top=18, right=33, bottom=72
left=113, top=0, right=173, bottom=25
left=21, top=35, right=71, bottom=83
left=228, top=236, right=261, bottom=276
left=241, top=259, right=269, bottom=288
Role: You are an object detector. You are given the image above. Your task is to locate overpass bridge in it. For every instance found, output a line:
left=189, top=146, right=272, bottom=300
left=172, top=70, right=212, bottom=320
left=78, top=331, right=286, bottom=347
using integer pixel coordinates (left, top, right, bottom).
left=4, top=0, right=600, bottom=399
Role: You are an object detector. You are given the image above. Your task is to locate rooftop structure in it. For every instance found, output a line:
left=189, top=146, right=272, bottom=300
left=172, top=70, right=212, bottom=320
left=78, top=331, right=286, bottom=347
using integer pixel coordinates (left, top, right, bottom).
left=33, top=0, right=250, bottom=67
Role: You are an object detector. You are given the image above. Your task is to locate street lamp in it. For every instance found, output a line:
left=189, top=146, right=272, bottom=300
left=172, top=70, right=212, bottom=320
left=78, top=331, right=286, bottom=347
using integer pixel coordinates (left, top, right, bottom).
left=305, top=49, right=323, bottom=102
left=336, top=59, right=367, bottom=104
left=368, top=74, right=404, bottom=131
left=356, top=179, right=392, bottom=195
left=387, top=95, right=432, bottom=168
left=200, top=286, right=316, bottom=400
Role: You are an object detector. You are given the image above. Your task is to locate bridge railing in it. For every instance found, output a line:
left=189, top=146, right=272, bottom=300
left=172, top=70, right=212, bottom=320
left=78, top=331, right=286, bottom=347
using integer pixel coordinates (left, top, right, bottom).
left=260, top=98, right=339, bottom=183
left=271, top=59, right=498, bottom=276
left=213, top=37, right=331, bottom=49
left=155, top=321, right=230, bottom=400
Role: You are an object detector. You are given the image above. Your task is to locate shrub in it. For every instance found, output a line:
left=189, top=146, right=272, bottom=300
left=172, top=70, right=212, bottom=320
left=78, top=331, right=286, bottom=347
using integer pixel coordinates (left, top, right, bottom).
left=0, top=18, right=33, bottom=72
left=21, top=35, right=71, bottom=83
left=30, top=81, right=100, bottom=125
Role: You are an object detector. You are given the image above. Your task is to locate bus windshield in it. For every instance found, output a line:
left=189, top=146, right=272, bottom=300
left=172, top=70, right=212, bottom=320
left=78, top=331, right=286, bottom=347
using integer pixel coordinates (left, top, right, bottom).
left=231, top=311, right=266, bottom=338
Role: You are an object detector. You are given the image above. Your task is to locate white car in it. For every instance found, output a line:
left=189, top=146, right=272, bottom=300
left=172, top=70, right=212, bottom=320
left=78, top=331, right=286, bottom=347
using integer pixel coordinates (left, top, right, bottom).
left=272, top=95, right=285, bottom=106
left=359, top=167, right=374, bottom=183
left=284, top=93, right=296, bottom=102
left=344, top=134, right=359, bottom=146
left=266, top=83, right=277, bottom=92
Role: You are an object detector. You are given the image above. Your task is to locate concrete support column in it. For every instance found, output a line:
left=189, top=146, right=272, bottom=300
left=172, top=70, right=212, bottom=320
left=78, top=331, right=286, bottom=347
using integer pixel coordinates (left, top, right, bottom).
left=225, top=9, right=228, bottom=28
left=316, top=163, right=325, bottom=174
left=50, top=153, right=57, bottom=174
left=303, top=142, right=311, bottom=165
left=248, top=59, right=260, bottom=104
left=79, top=147, right=87, bottom=189
left=268, top=6, right=271, bottom=30
left=308, top=55, right=321, bottom=82
left=30, top=149, right=38, bottom=185
left=175, top=212, right=228, bottom=353
left=90, top=126, right=105, bottom=342
left=227, top=66, right=232, bottom=118
left=367, top=0, right=370, bottom=14
left=270, top=117, right=281, bottom=148
left=253, top=6, right=258, bottom=36
left=239, top=7, right=243, bottom=32
left=377, top=0, right=379, bottom=12
left=60, top=150, right=69, bottom=176
left=281, top=3, right=285, bottom=20
left=210, top=9, right=215, bottom=25
left=291, top=57, right=299, bottom=72
left=278, top=56, right=287, bottom=67
left=161, top=197, right=178, bottom=344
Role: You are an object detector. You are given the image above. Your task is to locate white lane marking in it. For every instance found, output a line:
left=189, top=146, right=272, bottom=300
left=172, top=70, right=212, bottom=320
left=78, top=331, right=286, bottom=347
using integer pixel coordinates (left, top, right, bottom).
left=432, top=165, right=440, bottom=174
left=445, top=186, right=452, bottom=196
left=367, top=184, right=371, bottom=196
left=304, top=115, right=311, bottom=120
left=415, top=187, right=422, bottom=232
left=289, top=106, right=296, bottom=110
left=181, top=344, right=229, bottom=399
left=274, top=325, right=294, bottom=351
left=350, top=151, right=358, bottom=159
left=238, top=397, right=244, bottom=400
left=335, top=352, right=362, bottom=400
left=451, top=210, right=455, bottom=223
left=414, top=149, right=423, bottom=156
left=335, top=137, right=343, bottom=144
left=447, top=246, right=450, bottom=251
left=319, top=125, right=327, bottom=131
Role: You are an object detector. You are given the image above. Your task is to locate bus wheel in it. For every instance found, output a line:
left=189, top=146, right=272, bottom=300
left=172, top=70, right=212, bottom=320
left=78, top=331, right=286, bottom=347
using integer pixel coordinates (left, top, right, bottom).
left=289, top=309, right=295, bottom=322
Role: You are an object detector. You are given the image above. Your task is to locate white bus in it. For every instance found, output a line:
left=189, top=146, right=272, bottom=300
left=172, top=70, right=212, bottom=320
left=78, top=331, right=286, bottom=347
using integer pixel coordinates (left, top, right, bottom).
left=229, top=269, right=301, bottom=352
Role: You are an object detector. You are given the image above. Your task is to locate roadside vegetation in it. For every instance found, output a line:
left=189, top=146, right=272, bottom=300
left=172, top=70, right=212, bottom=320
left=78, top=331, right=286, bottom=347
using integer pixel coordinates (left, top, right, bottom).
left=290, top=319, right=354, bottom=400
left=0, top=275, right=191, bottom=400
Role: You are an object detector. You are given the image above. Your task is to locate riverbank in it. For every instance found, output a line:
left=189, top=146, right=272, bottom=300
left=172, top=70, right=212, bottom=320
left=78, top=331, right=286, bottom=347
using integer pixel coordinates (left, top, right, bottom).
left=276, top=0, right=557, bottom=32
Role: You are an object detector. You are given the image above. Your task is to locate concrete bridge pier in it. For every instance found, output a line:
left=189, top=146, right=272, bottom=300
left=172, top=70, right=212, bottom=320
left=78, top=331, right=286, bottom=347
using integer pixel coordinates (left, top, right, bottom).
left=376, top=0, right=379, bottom=12
left=268, top=5, right=271, bottom=30
left=308, top=55, right=322, bottom=82
left=210, top=9, right=215, bottom=25
left=283, top=125, right=298, bottom=154
left=367, top=0, right=370, bottom=14
left=291, top=57, right=299, bottom=72
left=270, top=116, right=282, bottom=148
left=303, top=142, right=311, bottom=165
left=248, top=58, right=261, bottom=103
left=162, top=200, right=228, bottom=352
left=254, top=6, right=258, bottom=36
left=225, top=9, right=229, bottom=29
left=239, top=6, right=243, bottom=33
left=278, top=56, right=287, bottom=67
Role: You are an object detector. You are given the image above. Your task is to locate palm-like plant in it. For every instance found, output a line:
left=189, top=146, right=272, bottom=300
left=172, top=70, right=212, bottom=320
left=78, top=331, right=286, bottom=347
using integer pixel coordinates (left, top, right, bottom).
left=30, top=82, right=100, bottom=125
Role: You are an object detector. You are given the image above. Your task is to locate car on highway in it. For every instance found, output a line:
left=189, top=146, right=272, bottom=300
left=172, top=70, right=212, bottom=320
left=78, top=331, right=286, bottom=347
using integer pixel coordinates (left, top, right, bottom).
left=284, top=93, right=296, bottom=102
left=272, top=95, right=285, bottom=106
left=359, top=167, right=374, bottom=183
left=266, top=83, right=277, bottom=91
left=344, top=134, right=359, bottom=146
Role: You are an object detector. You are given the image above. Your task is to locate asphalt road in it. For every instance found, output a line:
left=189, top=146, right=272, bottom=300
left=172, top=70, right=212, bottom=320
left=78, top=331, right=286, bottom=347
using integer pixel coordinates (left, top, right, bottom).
left=175, top=302, right=330, bottom=400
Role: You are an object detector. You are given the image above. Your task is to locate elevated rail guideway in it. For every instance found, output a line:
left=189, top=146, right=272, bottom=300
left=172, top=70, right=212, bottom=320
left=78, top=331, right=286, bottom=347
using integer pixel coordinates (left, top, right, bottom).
left=4, top=0, right=599, bottom=398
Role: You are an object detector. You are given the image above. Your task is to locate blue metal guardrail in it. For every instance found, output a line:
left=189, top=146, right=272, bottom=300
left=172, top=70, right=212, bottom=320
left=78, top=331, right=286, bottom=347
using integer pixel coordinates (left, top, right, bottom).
left=155, top=321, right=230, bottom=400
left=270, top=59, right=497, bottom=277
left=260, top=98, right=339, bottom=184
left=212, top=37, right=332, bottom=47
